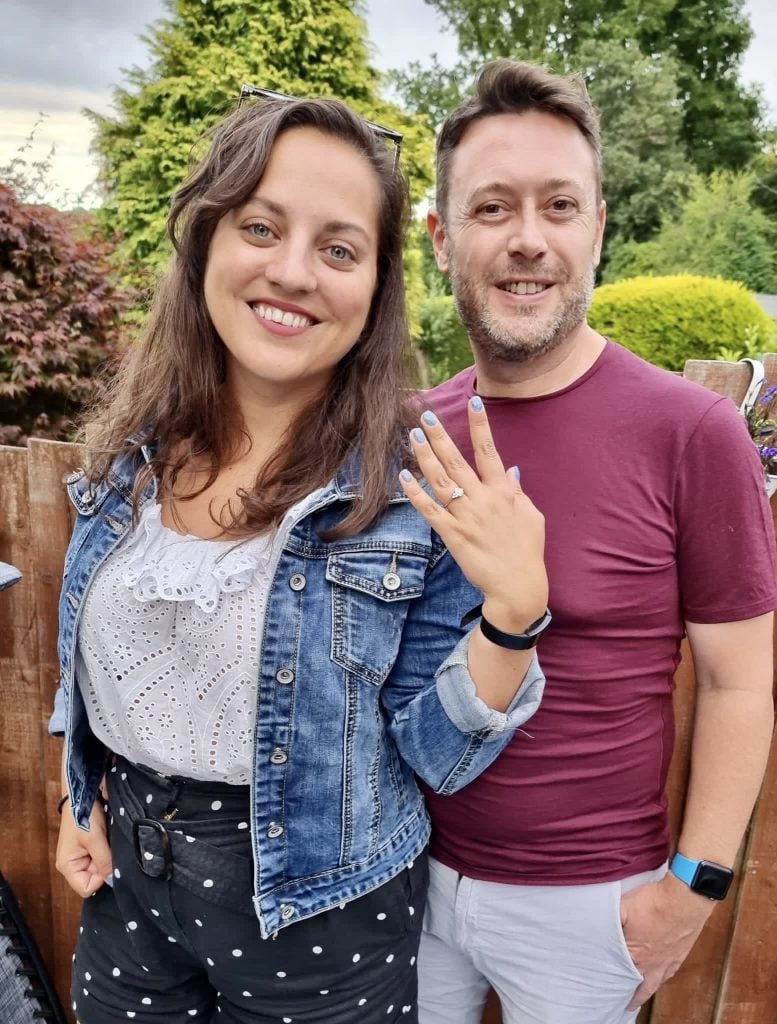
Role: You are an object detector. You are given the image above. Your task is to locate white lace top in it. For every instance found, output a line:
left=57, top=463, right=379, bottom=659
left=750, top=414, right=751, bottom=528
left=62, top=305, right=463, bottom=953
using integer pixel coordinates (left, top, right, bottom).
left=76, top=502, right=285, bottom=784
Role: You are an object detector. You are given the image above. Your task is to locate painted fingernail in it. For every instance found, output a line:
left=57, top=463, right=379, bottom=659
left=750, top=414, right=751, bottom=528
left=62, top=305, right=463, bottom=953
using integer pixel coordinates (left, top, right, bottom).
left=399, top=469, right=413, bottom=482
left=512, top=466, right=521, bottom=481
left=411, top=428, right=427, bottom=444
left=421, top=410, right=438, bottom=426
left=470, top=396, right=484, bottom=411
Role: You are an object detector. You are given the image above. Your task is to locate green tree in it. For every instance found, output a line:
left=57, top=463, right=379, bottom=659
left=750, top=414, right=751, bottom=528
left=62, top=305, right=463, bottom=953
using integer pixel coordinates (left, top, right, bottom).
left=604, top=171, right=777, bottom=293
left=88, top=0, right=433, bottom=285
left=400, top=0, right=764, bottom=172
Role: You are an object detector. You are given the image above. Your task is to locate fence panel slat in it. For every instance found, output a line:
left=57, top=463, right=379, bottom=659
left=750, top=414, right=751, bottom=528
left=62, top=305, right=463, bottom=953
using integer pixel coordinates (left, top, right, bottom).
left=0, top=444, right=52, bottom=970
left=27, top=439, right=83, bottom=1015
left=682, top=360, right=754, bottom=407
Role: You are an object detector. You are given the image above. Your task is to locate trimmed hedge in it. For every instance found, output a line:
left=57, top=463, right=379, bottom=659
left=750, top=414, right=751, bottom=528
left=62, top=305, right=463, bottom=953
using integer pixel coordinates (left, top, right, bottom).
left=589, top=274, right=776, bottom=371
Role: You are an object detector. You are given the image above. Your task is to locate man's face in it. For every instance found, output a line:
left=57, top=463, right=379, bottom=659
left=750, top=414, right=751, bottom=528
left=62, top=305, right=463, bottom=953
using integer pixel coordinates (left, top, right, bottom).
left=429, top=110, right=606, bottom=364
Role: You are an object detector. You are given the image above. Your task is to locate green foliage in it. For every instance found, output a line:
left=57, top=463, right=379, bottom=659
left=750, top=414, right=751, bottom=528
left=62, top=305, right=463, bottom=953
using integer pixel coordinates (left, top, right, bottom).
left=89, top=0, right=434, bottom=287
left=588, top=274, right=776, bottom=371
left=604, top=172, right=777, bottom=292
left=417, top=294, right=473, bottom=385
left=400, top=0, right=764, bottom=173
left=0, top=184, right=134, bottom=445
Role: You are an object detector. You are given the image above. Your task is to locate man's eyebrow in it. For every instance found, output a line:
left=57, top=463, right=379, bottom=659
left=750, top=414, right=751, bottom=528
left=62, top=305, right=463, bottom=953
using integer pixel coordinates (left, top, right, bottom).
left=239, top=197, right=372, bottom=243
left=464, top=177, right=589, bottom=204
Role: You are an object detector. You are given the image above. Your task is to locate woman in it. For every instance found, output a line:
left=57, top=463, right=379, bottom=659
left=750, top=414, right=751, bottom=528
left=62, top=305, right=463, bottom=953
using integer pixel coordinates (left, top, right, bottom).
left=52, top=92, right=548, bottom=1024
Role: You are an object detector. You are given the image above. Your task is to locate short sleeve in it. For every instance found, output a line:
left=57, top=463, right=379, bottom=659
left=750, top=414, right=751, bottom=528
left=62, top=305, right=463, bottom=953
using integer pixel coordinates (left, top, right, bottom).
left=675, top=398, right=777, bottom=623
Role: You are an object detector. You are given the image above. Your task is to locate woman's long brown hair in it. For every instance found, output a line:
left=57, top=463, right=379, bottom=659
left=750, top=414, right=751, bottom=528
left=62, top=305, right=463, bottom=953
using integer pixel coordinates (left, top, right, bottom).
left=84, top=97, right=415, bottom=539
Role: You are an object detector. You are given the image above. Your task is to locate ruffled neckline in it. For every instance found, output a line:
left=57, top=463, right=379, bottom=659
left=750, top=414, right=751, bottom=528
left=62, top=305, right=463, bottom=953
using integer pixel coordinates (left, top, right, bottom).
left=121, top=503, right=274, bottom=613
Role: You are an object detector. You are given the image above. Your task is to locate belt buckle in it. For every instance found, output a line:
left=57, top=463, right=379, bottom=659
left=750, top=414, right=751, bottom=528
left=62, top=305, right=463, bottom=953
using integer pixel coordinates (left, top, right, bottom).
left=132, top=817, right=173, bottom=880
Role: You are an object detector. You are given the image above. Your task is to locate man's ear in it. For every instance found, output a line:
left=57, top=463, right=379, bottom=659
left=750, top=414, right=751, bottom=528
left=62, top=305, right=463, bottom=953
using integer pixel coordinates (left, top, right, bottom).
left=593, top=200, right=607, bottom=268
left=427, top=208, right=450, bottom=275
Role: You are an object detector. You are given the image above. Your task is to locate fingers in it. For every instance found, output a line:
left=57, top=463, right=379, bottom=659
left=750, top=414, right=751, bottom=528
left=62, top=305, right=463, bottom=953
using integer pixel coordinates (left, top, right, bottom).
left=56, top=799, right=112, bottom=898
left=466, top=396, right=506, bottom=483
left=411, top=410, right=480, bottom=505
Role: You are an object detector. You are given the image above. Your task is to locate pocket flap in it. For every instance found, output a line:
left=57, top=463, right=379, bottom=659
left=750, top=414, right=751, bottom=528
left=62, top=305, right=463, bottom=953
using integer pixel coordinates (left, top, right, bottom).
left=326, top=549, right=428, bottom=602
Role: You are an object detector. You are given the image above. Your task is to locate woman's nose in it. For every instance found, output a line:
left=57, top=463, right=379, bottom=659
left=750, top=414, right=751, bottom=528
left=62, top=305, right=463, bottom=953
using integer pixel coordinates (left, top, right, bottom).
left=263, top=241, right=317, bottom=293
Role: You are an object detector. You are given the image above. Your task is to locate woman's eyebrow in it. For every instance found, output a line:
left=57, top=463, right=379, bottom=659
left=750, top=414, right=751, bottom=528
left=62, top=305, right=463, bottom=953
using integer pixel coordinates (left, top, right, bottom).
left=239, top=198, right=371, bottom=243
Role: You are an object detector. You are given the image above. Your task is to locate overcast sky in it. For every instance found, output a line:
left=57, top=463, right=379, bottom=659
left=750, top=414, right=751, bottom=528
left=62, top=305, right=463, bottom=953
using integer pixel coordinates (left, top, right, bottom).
left=0, top=0, right=775, bottom=205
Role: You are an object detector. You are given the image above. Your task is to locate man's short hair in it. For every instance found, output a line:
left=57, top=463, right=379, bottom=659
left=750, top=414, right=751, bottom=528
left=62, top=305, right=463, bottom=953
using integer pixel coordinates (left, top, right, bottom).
left=435, top=59, right=602, bottom=217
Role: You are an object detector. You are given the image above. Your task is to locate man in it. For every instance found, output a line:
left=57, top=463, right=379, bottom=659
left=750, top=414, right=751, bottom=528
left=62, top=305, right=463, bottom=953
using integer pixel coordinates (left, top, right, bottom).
left=418, top=59, right=777, bottom=1024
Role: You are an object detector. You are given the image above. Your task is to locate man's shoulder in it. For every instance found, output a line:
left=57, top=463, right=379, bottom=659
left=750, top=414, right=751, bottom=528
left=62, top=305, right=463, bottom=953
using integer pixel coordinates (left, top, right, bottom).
left=426, top=365, right=476, bottom=418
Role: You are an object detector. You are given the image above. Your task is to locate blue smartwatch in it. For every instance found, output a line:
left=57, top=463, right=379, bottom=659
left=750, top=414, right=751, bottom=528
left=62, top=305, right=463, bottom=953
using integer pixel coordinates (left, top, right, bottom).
left=670, top=852, right=733, bottom=901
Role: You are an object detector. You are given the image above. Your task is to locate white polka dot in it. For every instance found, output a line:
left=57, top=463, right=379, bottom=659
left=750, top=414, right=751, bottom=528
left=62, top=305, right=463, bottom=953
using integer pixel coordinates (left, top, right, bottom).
left=84, top=972, right=91, bottom=981
left=408, top=906, right=415, bottom=915
left=352, top=953, right=361, bottom=963
left=144, top=852, right=154, bottom=861
left=114, top=868, right=121, bottom=879
left=283, top=1018, right=292, bottom=1023
left=319, top=989, right=329, bottom=995
left=237, top=821, right=248, bottom=830
left=206, top=957, right=215, bottom=966
left=186, top=835, right=196, bottom=843
left=121, top=772, right=127, bottom=781
left=142, top=998, right=151, bottom=1005
left=403, top=1006, right=412, bottom=1014
left=276, top=971, right=286, bottom=978
left=168, top=936, right=177, bottom=943
left=211, top=800, right=222, bottom=810
left=119, top=807, right=125, bottom=816
left=82, top=989, right=88, bottom=997
left=142, top=966, right=149, bottom=972
left=242, top=991, right=252, bottom=998
left=195, top=919, right=203, bottom=927
left=338, top=902, right=346, bottom=910
left=312, top=945, right=323, bottom=954
left=387, top=1007, right=394, bottom=1015
left=151, top=908, right=160, bottom=916
left=126, top=1014, right=135, bottom=1019
left=188, top=1012, right=197, bottom=1018
left=111, top=765, right=117, bottom=773
left=376, top=912, right=387, bottom=920
left=359, top=998, right=367, bottom=1006
left=79, top=926, right=84, bottom=934
left=146, top=794, right=153, bottom=804
left=128, top=921, right=138, bottom=930
left=386, top=954, right=394, bottom=963
left=410, top=956, right=416, bottom=966
left=203, top=879, right=214, bottom=888
left=72, top=954, right=75, bottom=963
left=408, top=860, right=414, bottom=869
left=112, top=968, right=121, bottom=977
left=232, top=949, right=243, bottom=957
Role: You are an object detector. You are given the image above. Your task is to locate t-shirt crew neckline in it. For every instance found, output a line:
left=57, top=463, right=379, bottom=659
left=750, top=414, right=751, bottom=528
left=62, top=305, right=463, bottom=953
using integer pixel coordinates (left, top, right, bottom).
left=465, top=338, right=614, bottom=405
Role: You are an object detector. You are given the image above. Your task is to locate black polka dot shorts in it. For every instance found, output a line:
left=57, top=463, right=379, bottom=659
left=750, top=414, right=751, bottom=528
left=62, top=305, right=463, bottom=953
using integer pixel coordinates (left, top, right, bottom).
left=71, top=755, right=428, bottom=1024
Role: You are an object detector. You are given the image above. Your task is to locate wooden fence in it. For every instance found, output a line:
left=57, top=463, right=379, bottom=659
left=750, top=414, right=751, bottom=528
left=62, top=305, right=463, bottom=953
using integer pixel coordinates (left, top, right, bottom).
left=1, top=357, right=776, bottom=1024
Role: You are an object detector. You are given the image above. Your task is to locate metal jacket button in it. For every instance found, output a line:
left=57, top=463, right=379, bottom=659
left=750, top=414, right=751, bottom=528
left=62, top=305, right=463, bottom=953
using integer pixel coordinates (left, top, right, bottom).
left=275, top=668, right=294, bottom=685
left=280, top=904, right=295, bottom=920
left=270, top=749, right=287, bottom=765
left=289, top=572, right=306, bottom=591
left=267, top=823, right=284, bottom=838
left=382, top=571, right=401, bottom=591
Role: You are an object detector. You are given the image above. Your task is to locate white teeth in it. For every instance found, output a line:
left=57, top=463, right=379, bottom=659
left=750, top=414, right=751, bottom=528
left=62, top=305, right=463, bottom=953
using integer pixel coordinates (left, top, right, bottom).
left=252, top=303, right=313, bottom=329
left=504, top=281, right=548, bottom=295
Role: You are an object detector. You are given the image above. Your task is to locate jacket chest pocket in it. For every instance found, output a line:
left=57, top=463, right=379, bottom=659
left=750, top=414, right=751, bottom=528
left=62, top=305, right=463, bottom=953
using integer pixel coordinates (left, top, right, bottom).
left=327, top=548, right=429, bottom=685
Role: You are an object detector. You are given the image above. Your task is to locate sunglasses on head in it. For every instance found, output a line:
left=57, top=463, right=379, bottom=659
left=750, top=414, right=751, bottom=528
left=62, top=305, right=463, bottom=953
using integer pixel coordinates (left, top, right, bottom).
left=238, top=84, right=403, bottom=170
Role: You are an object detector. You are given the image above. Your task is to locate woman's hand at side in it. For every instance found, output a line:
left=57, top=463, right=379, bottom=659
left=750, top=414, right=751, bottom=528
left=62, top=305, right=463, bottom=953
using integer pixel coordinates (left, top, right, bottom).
left=399, top=398, right=548, bottom=711
left=56, top=794, right=112, bottom=898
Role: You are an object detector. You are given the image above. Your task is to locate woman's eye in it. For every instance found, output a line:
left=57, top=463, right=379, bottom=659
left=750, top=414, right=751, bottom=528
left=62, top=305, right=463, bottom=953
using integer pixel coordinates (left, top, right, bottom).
left=326, top=244, right=353, bottom=262
left=247, top=223, right=273, bottom=239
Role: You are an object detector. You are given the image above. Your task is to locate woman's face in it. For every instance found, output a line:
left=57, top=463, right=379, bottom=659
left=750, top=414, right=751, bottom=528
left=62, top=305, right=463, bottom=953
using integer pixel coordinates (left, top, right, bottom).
left=203, top=126, right=381, bottom=409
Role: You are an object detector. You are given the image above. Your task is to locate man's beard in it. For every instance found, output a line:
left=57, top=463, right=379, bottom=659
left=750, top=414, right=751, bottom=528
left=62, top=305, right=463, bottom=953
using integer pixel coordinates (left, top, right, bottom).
left=450, top=260, right=595, bottom=364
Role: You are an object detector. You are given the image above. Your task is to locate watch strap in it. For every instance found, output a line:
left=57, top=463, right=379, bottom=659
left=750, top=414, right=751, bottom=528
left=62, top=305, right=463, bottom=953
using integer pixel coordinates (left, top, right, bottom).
left=460, top=605, right=552, bottom=650
left=670, top=851, right=698, bottom=887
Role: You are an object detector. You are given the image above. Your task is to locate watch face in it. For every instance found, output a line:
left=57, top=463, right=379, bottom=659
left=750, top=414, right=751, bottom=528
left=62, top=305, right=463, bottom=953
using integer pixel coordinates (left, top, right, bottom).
left=693, top=862, right=733, bottom=900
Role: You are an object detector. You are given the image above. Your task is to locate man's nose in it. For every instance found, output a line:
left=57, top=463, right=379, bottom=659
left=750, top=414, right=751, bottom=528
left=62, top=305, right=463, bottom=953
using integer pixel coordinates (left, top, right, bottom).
left=505, top=208, right=548, bottom=262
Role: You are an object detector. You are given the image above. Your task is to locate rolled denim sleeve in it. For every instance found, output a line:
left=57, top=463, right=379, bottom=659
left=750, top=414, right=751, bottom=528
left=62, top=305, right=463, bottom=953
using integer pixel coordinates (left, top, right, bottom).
left=0, top=561, right=21, bottom=591
left=435, top=631, right=544, bottom=737
left=383, top=542, right=545, bottom=795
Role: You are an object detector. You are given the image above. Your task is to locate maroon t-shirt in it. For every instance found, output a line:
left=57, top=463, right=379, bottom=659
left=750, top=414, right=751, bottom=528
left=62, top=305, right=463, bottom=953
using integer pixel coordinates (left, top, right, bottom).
left=423, top=341, right=777, bottom=884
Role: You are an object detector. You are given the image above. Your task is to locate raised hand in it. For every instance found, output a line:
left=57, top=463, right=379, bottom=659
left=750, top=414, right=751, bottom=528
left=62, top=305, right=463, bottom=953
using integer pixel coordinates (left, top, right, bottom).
left=399, top=397, right=548, bottom=634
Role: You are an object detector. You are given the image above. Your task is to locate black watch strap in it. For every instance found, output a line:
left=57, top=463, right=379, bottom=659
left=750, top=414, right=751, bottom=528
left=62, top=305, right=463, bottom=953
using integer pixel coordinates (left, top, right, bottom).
left=461, top=605, right=552, bottom=650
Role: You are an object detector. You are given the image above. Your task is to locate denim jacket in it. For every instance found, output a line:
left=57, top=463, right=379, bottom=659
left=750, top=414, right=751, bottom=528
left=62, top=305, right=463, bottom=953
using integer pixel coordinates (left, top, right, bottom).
left=50, top=444, right=544, bottom=937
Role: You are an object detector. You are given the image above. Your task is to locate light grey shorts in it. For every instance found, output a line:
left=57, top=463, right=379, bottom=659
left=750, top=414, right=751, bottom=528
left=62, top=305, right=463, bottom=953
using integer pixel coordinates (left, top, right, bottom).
left=418, top=856, right=667, bottom=1024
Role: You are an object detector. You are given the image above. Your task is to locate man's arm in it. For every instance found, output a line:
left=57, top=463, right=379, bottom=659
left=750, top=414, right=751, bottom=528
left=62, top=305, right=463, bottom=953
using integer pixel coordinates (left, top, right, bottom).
left=621, top=612, right=774, bottom=1010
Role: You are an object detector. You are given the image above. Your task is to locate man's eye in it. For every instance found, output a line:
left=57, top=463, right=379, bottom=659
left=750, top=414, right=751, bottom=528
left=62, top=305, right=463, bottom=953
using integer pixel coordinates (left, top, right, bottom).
left=551, top=200, right=575, bottom=212
left=479, top=203, right=504, bottom=216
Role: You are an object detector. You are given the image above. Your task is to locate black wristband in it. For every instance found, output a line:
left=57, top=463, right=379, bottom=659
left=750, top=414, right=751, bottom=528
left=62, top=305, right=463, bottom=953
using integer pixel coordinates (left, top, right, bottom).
left=56, top=794, right=70, bottom=815
left=461, top=605, right=552, bottom=650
